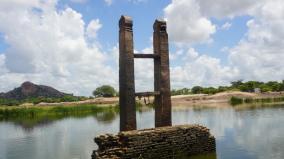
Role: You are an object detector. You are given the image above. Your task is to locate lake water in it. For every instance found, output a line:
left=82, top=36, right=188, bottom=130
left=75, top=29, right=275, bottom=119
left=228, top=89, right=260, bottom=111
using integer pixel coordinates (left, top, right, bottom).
left=0, top=104, right=284, bottom=159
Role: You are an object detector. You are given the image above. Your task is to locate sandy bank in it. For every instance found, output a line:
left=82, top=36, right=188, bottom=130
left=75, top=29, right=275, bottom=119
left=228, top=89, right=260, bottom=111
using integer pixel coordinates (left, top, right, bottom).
left=34, top=91, right=284, bottom=107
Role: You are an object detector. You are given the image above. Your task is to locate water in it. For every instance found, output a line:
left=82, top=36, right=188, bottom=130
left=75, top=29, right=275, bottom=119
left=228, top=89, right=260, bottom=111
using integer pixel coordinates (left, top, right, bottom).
left=0, top=104, right=284, bottom=159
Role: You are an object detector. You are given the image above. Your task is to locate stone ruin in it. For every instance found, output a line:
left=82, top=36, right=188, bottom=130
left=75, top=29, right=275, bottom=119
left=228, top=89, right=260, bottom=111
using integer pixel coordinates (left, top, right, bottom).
left=119, top=15, right=172, bottom=131
left=93, top=125, right=216, bottom=159
left=92, top=15, right=216, bottom=159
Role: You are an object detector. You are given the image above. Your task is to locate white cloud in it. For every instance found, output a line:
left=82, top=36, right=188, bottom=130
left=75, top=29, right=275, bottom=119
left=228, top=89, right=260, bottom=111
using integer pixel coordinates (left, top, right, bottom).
left=104, top=0, right=112, bottom=6
left=0, top=54, right=7, bottom=74
left=164, top=0, right=216, bottom=45
left=221, top=22, right=232, bottom=30
left=0, top=0, right=116, bottom=95
left=198, top=0, right=259, bottom=18
left=228, top=0, right=284, bottom=82
left=70, top=0, right=88, bottom=4
left=86, top=19, right=102, bottom=39
left=164, top=0, right=284, bottom=87
left=171, top=48, right=238, bottom=88
left=1, top=0, right=284, bottom=95
left=134, top=47, right=154, bottom=92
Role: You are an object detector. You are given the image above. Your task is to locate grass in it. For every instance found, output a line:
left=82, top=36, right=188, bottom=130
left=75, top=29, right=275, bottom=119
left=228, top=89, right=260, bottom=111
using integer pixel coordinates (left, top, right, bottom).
left=230, top=96, right=244, bottom=105
left=0, top=100, right=155, bottom=129
left=230, top=96, right=284, bottom=106
left=0, top=104, right=117, bottom=120
left=0, top=104, right=120, bottom=128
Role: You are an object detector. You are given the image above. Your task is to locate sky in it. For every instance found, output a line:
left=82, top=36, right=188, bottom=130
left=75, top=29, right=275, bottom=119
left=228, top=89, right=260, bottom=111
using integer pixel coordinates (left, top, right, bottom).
left=0, top=0, right=284, bottom=96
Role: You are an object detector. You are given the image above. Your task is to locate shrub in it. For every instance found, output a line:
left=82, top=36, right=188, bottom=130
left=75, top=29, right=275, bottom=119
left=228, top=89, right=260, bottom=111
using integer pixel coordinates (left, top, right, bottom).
left=230, top=96, right=243, bottom=105
left=93, top=85, right=117, bottom=97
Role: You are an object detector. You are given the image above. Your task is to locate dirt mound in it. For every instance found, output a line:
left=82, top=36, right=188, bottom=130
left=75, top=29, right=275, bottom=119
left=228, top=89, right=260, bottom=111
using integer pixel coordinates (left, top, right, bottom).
left=210, top=91, right=257, bottom=99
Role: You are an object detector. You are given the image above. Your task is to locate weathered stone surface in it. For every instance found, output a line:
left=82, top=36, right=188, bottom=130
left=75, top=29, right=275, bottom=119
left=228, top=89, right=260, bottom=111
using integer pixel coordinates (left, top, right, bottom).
left=92, top=124, right=216, bottom=159
left=119, top=15, right=136, bottom=131
left=119, top=16, right=172, bottom=130
left=154, top=20, right=172, bottom=127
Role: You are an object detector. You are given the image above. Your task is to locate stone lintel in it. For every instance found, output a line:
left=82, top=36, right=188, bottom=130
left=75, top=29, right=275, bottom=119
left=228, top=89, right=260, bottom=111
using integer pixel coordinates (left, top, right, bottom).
left=134, top=53, right=159, bottom=59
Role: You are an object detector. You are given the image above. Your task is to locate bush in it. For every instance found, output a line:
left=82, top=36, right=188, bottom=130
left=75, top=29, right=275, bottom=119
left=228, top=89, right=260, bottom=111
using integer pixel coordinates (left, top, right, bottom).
left=93, top=85, right=117, bottom=97
left=191, top=86, right=203, bottom=94
left=230, top=96, right=243, bottom=105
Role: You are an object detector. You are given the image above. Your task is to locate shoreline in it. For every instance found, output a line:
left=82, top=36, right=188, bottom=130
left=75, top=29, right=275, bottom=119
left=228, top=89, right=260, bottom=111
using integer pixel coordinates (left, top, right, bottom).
left=1, top=91, right=284, bottom=108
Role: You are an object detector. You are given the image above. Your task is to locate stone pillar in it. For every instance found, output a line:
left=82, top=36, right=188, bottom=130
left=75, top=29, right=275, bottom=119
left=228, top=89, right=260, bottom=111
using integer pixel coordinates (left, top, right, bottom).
left=154, top=20, right=172, bottom=127
left=119, top=15, right=136, bottom=131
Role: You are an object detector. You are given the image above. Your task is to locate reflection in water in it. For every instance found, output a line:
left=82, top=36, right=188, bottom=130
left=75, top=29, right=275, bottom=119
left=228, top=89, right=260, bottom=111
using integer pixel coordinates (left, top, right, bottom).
left=0, top=108, right=120, bottom=131
left=0, top=105, right=284, bottom=159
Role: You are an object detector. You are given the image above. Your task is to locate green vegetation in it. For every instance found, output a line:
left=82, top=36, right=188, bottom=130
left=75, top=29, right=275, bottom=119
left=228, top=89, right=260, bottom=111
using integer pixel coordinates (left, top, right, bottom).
left=230, top=96, right=244, bottom=105
left=171, top=80, right=284, bottom=95
left=230, top=96, right=284, bottom=105
left=0, top=104, right=119, bottom=128
left=171, top=88, right=191, bottom=96
left=93, top=85, right=117, bottom=97
left=0, top=101, right=149, bottom=121
left=0, top=95, right=89, bottom=106
left=0, top=104, right=110, bottom=119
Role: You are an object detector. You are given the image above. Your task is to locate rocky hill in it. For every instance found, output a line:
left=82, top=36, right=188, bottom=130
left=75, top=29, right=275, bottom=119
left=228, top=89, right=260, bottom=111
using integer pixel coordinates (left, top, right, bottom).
left=0, top=81, right=69, bottom=100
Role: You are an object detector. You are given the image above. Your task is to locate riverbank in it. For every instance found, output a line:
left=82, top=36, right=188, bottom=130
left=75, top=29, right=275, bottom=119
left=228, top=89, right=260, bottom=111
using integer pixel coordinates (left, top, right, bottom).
left=0, top=104, right=117, bottom=120
left=2, top=91, right=284, bottom=108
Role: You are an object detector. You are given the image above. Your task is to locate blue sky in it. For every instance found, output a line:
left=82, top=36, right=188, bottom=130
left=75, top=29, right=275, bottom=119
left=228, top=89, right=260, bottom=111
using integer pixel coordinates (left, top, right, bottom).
left=0, top=0, right=283, bottom=95
left=55, top=0, right=251, bottom=66
left=59, top=0, right=169, bottom=50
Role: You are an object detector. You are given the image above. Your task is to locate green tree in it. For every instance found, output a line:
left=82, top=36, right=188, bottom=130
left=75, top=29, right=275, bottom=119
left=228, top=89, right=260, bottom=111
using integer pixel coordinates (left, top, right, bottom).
left=93, top=85, right=117, bottom=97
left=266, top=81, right=281, bottom=92
left=202, top=87, right=218, bottom=94
left=259, top=84, right=271, bottom=92
left=191, top=86, right=203, bottom=94
left=231, top=80, right=243, bottom=88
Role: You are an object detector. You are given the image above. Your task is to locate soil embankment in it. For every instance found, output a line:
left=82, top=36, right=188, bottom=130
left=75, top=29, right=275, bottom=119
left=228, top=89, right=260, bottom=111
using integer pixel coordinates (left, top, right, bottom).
left=34, top=91, right=284, bottom=107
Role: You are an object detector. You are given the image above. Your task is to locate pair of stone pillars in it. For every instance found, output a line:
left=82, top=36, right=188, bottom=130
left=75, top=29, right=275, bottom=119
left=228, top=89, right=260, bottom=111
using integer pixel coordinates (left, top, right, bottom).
left=119, top=15, right=172, bottom=131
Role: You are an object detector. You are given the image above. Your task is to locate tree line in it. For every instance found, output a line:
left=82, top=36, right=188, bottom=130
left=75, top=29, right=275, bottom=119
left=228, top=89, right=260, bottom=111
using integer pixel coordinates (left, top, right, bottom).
left=93, top=80, right=284, bottom=97
left=2, top=80, right=284, bottom=106
left=171, top=80, right=284, bottom=95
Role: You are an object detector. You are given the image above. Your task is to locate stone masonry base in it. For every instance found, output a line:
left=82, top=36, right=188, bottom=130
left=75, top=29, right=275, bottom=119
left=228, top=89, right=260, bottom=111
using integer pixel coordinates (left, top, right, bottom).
left=92, top=124, right=216, bottom=159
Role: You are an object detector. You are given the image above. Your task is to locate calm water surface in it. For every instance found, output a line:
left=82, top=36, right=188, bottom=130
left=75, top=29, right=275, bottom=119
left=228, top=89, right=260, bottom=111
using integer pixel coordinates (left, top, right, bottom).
left=0, top=104, right=284, bottom=159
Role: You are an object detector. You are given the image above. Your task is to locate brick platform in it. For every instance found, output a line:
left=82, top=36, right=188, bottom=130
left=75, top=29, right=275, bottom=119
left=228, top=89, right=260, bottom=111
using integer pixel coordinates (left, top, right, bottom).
left=92, top=124, right=216, bottom=159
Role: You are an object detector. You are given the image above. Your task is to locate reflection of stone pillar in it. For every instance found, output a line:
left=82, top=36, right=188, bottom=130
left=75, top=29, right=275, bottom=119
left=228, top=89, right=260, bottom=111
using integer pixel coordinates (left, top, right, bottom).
left=119, top=15, right=136, bottom=131
left=154, top=20, right=172, bottom=127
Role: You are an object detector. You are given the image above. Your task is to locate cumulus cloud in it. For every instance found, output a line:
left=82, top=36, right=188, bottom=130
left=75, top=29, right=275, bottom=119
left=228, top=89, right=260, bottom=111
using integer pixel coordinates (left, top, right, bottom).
left=164, top=0, right=216, bottom=45
left=1, top=0, right=284, bottom=95
left=228, top=0, right=284, bottom=82
left=0, top=0, right=116, bottom=95
left=134, top=47, right=154, bottom=92
left=171, top=48, right=238, bottom=88
left=164, top=0, right=284, bottom=87
left=86, top=19, right=102, bottom=39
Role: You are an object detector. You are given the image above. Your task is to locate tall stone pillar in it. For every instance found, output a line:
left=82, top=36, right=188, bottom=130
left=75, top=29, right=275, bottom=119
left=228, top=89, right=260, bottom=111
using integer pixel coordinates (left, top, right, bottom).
left=154, top=20, right=172, bottom=127
left=119, top=15, right=136, bottom=131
